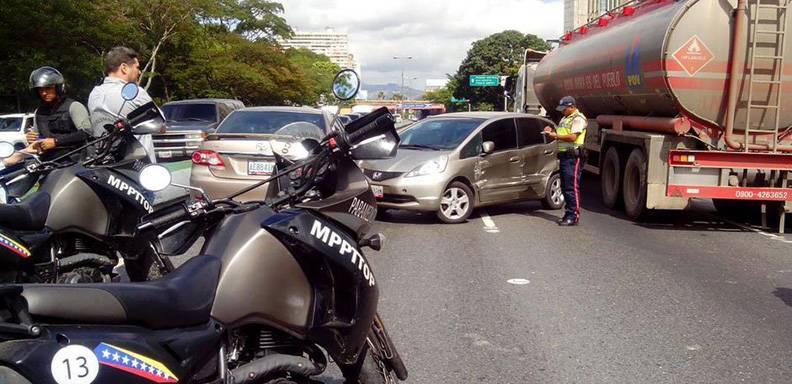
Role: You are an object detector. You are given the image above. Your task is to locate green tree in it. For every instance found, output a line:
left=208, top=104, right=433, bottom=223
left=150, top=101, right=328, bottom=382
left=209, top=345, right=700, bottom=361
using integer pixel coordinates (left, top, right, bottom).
left=451, top=30, right=549, bottom=110
left=285, top=48, right=340, bottom=105
left=0, top=0, right=138, bottom=111
left=0, top=0, right=337, bottom=112
left=423, top=86, right=452, bottom=105
left=376, top=91, right=386, bottom=100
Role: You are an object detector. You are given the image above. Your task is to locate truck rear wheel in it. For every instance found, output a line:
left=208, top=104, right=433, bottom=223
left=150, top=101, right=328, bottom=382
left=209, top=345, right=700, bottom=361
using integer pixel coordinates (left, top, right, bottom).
left=623, top=148, right=648, bottom=220
left=601, top=147, right=622, bottom=209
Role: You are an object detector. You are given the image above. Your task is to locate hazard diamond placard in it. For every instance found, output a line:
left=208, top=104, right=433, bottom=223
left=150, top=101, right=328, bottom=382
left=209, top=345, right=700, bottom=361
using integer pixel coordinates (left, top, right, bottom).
left=672, top=35, right=714, bottom=76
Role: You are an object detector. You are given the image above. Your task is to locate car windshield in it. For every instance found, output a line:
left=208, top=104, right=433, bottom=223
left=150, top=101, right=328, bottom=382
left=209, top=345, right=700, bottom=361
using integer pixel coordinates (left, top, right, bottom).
left=399, top=118, right=483, bottom=150
left=217, top=110, right=326, bottom=135
left=0, top=117, right=22, bottom=132
left=162, top=104, right=217, bottom=123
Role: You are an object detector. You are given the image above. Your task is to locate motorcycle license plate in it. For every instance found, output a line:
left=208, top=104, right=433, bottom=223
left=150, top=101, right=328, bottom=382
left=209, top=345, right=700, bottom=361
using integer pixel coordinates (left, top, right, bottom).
left=371, top=185, right=384, bottom=199
left=248, top=161, right=274, bottom=175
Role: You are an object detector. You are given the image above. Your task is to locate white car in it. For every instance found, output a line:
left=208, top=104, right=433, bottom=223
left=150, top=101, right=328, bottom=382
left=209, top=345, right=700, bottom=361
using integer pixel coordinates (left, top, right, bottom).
left=0, top=113, right=34, bottom=150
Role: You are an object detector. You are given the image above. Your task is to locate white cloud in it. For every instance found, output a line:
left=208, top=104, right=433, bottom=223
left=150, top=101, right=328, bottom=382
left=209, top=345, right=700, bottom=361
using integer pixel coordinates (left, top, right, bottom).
left=280, top=0, right=563, bottom=90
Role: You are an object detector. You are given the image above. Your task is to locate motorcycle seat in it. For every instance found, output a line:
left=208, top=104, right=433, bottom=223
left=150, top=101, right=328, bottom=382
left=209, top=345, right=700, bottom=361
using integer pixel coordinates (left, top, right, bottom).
left=0, top=192, right=50, bottom=231
left=20, top=255, right=221, bottom=329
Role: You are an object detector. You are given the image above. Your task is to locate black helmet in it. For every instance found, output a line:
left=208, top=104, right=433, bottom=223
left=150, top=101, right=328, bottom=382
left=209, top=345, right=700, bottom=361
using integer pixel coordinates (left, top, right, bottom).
left=29, top=66, right=66, bottom=95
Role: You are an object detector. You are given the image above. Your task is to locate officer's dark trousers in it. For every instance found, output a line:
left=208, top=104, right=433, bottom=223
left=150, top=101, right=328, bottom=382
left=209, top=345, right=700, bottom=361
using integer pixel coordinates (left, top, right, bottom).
left=558, top=151, right=584, bottom=221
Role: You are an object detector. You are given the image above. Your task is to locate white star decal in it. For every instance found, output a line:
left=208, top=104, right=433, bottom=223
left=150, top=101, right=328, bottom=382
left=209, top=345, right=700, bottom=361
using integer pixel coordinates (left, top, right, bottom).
left=148, top=366, right=156, bottom=374
left=140, top=363, right=148, bottom=371
left=112, top=352, right=120, bottom=362
left=122, top=356, right=130, bottom=365
left=131, top=359, right=139, bottom=368
left=102, top=349, right=111, bottom=359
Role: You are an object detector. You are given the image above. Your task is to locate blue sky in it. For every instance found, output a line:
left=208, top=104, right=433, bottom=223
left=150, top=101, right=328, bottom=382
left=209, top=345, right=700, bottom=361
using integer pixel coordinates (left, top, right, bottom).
left=281, top=0, right=564, bottom=89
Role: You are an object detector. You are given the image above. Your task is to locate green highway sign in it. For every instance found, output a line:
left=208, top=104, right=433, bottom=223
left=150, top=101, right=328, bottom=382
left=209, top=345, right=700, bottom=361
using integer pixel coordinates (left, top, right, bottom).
left=450, top=97, right=469, bottom=103
left=469, top=75, right=500, bottom=87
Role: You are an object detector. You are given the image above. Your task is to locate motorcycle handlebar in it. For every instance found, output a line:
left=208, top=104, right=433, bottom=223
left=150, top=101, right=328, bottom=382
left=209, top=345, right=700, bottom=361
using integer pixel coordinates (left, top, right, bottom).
left=346, top=115, right=393, bottom=145
left=138, top=204, right=189, bottom=231
left=0, top=166, right=29, bottom=185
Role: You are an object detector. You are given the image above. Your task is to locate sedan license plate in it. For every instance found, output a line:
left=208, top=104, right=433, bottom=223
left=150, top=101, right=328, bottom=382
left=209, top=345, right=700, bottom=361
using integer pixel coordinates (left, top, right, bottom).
left=248, top=161, right=274, bottom=175
left=158, top=150, right=172, bottom=159
left=371, top=185, right=384, bottom=199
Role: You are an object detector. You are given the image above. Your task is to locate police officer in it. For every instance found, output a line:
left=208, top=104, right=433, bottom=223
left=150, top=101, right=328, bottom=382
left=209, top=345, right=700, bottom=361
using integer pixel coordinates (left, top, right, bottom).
left=28, top=66, right=93, bottom=161
left=544, top=96, right=587, bottom=226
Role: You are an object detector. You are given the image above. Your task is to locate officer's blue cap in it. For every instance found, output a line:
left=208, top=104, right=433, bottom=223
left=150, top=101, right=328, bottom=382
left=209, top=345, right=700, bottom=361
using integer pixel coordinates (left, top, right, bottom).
left=556, top=96, right=576, bottom=112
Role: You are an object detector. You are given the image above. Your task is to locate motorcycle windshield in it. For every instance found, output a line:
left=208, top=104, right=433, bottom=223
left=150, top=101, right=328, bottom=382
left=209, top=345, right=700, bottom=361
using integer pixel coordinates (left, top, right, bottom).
left=344, top=107, right=399, bottom=160
left=273, top=121, right=324, bottom=141
left=128, top=102, right=166, bottom=134
left=270, top=122, right=325, bottom=161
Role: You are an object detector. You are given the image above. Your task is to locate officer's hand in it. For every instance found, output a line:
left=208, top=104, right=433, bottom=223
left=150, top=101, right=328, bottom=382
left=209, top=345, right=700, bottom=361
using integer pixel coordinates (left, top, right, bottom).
left=20, top=143, right=38, bottom=154
left=40, top=138, right=57, bottom=151
left=26, top=131, right=38, bottom=144
left=543, top=126, right=553, bottom=134
left=32, top=138, right=56, bottom=153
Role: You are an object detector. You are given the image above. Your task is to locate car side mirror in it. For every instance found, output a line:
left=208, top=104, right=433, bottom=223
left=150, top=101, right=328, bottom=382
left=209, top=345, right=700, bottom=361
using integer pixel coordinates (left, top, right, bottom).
left=481, top=141, right=495, bottom=156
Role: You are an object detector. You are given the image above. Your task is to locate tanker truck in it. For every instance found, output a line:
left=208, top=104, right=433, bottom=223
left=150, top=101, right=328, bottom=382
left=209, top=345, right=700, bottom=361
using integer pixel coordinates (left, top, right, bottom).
left=515, top=0, right=792, bottom=231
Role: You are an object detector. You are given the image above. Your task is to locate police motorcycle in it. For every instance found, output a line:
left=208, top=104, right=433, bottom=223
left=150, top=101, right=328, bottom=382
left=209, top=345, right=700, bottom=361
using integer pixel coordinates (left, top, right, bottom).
left=0, top=70, right=407, bottom=384
left=0, top=83, right=174, bottom=283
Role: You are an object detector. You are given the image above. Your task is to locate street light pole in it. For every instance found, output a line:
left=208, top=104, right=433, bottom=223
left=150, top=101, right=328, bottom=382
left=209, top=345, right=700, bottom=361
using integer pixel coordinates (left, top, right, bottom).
left=393, top=56, right=413, bottom=115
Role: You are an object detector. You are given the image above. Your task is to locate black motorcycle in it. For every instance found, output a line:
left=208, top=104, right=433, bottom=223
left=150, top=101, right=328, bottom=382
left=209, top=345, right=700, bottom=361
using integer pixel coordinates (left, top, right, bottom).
left=0, top=83, right=174, bottom=283
left=0, top=70, right=407, bottom=384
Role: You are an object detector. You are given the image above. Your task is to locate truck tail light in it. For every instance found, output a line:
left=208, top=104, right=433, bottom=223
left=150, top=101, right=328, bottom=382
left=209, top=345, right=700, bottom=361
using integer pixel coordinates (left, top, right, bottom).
left=192, top=150, right=225, bottom=167
left=672, top=154, right=696, bottom=164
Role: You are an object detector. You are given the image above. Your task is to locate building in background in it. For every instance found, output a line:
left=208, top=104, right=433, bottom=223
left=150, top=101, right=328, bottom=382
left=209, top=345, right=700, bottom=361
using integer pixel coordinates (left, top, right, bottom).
left=279, top=28, right=360, bottom=73
left=564, top=0, right=631, bottom=32
left=425, top=79, right=449, bottom=92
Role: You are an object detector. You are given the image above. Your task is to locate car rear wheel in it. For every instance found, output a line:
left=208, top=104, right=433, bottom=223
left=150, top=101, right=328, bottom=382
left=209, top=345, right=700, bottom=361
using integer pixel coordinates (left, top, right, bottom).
left=541, top=173, right=564, bottom=210
left=437, top=182, right=473, bottom=224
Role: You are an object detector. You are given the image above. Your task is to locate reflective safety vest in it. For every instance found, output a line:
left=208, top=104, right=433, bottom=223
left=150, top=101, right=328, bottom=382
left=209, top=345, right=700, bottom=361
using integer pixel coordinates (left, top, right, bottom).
left=556, top=110, right=587, bottom=152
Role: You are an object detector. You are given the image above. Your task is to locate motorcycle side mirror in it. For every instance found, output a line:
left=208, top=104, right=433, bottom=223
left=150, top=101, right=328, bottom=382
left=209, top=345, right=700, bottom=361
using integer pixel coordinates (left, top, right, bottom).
left=0, top=185, right=6, bottom=204
left=139, top=164, right=172, bottom=192
left=121, top=82, right=140, bottom=101
left=332, top=69, right=361, bottom=101
left=0, top=142, right=15, bottom=158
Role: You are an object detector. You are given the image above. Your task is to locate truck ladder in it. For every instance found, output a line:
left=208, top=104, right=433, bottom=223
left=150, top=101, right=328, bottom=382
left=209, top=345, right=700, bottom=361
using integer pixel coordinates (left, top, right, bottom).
left=745, top=0, right=790, bottom=153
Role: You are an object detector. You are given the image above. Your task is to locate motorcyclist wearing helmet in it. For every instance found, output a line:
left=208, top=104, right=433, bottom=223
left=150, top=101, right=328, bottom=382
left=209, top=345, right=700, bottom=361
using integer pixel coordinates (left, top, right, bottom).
left=28, top=66, right=93, bottom=161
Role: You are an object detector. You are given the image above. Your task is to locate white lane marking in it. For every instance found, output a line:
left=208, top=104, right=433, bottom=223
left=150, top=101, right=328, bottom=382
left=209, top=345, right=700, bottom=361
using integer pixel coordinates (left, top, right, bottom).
left=480, top=210, right=500, bottom=233
left=507, top=278, right=531, bottom=285
left=718, top=217, right=792, bottom=245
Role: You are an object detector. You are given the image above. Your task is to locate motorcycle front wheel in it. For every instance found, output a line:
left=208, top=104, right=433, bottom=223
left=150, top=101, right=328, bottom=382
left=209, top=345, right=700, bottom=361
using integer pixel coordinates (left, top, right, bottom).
left=352, top=342, right=397, bottom=384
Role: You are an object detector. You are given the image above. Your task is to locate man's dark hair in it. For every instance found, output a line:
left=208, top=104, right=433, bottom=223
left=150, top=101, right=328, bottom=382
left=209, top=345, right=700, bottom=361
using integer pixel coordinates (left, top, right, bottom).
left=104, top=46, right=139, bottom=74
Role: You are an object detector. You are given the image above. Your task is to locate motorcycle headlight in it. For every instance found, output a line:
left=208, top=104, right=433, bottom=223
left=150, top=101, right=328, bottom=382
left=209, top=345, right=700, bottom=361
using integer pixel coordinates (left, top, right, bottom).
left=405, top=155, right=448, bottom=178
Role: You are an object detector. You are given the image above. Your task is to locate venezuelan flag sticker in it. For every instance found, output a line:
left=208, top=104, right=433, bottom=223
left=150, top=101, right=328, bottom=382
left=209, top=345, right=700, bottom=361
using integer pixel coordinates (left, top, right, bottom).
left=0, top=232, right=31, bottom=258
left=93, top=343, right=178, bottom=383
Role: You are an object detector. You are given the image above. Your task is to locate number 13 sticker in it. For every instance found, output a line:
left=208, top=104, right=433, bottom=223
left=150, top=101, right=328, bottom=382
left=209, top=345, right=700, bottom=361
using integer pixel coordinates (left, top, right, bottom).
left=51, top=345, right=100, bottom=384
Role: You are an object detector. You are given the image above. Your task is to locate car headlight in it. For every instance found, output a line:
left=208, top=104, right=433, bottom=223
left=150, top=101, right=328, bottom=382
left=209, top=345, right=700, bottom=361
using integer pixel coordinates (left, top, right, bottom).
left=405, top=155, right=449, bottom=178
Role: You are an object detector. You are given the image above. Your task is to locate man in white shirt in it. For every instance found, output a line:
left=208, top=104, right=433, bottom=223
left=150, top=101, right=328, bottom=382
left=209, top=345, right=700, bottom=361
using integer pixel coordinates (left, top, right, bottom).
left=88, top=46, right=157, bottom=163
